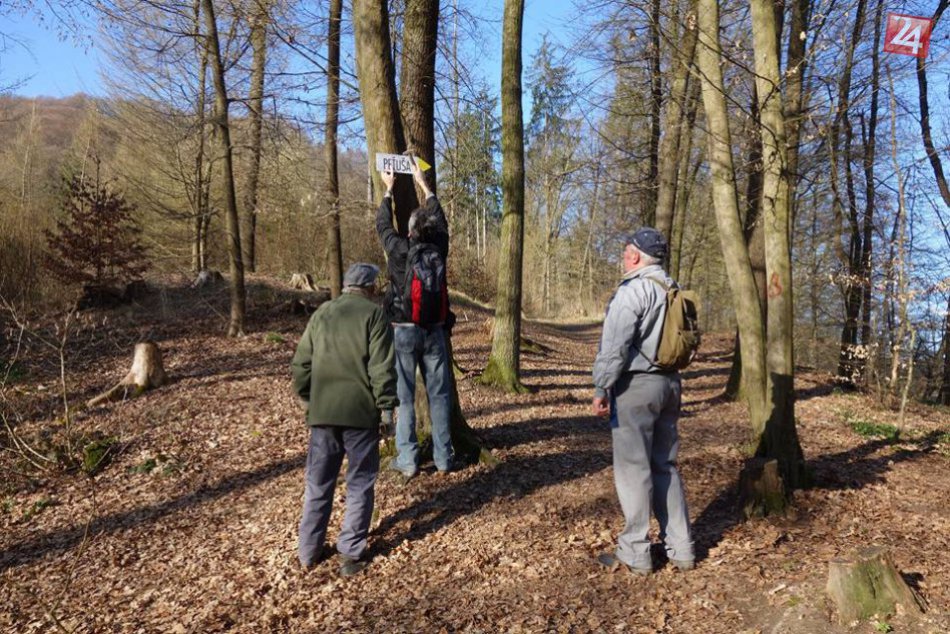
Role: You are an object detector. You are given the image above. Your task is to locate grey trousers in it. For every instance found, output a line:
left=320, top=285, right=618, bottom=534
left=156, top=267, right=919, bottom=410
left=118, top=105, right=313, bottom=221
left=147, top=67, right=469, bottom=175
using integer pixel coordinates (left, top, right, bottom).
left=611, top=372, right=694, bottom=569
left=298, top=425, right=379, bottom=567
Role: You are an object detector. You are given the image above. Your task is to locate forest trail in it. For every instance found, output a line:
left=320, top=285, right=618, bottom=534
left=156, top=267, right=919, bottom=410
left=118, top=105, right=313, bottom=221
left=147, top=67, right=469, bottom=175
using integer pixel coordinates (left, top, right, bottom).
left=2, top=281, right=949, bottom=633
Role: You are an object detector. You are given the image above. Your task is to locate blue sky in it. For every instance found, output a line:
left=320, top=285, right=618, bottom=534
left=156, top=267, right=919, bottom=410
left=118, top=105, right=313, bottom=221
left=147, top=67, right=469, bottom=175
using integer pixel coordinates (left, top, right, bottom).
left=1, top=0, right=580, bottom=99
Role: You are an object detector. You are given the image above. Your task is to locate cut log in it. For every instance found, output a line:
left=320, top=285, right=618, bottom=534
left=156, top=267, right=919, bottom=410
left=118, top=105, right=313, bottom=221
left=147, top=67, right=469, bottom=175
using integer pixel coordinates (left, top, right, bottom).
left=738, top=457, right=786, bottom=518
left=87, top=342, right=167, bottom=408
left=192, top=269, right=224, bottom=288
left=827, top=546, right=924, bottom=624
left=289, top=273, right=318, bottom=292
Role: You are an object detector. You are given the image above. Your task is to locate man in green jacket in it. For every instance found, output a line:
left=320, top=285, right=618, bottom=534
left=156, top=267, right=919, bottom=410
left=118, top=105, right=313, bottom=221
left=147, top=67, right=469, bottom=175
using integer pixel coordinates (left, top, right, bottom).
left=291, top=263, right=397, bottom=577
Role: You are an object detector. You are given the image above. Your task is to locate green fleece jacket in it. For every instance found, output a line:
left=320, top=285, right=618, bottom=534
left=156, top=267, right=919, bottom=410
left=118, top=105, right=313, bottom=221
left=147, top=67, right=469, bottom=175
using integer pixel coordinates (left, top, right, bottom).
left=290, top=292, right=397, bottom=428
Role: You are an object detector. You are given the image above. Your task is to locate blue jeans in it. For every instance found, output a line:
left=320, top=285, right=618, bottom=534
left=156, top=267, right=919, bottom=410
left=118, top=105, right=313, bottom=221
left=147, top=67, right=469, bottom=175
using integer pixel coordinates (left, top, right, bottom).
left=392, top=324, right=454, bottom=473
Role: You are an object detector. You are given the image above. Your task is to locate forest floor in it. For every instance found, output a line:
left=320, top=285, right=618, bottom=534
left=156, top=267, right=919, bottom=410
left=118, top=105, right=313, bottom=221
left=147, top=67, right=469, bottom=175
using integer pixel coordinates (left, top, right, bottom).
left=2, top=275, right=949, bottom=634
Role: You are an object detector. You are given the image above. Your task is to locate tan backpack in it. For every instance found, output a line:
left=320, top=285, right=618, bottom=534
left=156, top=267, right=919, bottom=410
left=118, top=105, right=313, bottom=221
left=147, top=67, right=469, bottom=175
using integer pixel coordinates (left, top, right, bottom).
left=647, top=277, right=701, bottom=370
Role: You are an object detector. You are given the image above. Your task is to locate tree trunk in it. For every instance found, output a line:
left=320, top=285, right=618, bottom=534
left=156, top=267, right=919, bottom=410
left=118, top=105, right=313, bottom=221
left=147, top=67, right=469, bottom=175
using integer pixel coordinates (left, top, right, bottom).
left=353, top=0, right=417, bottom=233
left=192, top=0, right=210, bottom=275
left=750, top=0, right=806, bottom=491
left=242, top=0, right=269, bottom=273
left=941, top=296, right=950, bottom=405
left=87, top=342, right=167, bottom=408
left=696, top=0, right=769, bottom=430
left=784, top=0, right=811, bottom=222
left=916, top=1, right=950, bottom=402
left=670, top=80, right=701, bottom=280
left=399, top=0, right=440, bottom=197
left=725, top=86, right=767, bottom=402
left=654, top=1, right=697, bottom=243
left=827, top=546, right=924, bottom=624
left=916, top=0, right=950, bottom=210
left=857, top=0, right=883, bottom=368
left=643, top=0, right=662, bottom=226
left=353, top=0, right=489, bottom=462
left=832, top=0, right=868, bottom=383
left=202, top=0, right=246, bottom=337
left=325, top=0, right=344, bottom=298
left=480, top=0, right=527, bottom=393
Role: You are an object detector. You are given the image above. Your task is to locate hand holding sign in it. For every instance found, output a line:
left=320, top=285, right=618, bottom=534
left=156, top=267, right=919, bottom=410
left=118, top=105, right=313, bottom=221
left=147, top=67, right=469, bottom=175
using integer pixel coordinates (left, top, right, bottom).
left=381, top=169, right=396, bottom=192
left=375, top=153, right=432, bottom=174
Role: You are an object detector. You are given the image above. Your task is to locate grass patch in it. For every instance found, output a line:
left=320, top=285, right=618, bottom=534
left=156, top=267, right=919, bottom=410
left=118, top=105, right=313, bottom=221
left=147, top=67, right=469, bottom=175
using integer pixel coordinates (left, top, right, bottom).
left=936, top=430, right=950, bottom=458
left=128, top=458, right=157, bottom=474
left=264, top=332, right=286, bottom=344
left=128, top=452, right=184, bottom=476
left=849, top=420, right=899, bottom=441
left=0, top=359, right=27, bottom=383
left=22, top=496, right=57, bottom=521
left=82, top=435, right=119, bottom=475
left=871, top=619, right=893, bottom=633
left=839, top=407, right=899, bottom=441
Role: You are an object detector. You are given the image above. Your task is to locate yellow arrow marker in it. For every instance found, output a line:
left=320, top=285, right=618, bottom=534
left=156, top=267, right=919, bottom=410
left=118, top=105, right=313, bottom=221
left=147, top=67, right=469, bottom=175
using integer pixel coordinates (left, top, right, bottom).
left=414, top=156, right=432, bottom=171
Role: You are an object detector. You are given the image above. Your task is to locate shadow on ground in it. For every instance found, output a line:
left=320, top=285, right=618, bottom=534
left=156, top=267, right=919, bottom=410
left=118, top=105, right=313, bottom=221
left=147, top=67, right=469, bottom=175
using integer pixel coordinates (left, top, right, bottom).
left=690, top=431, right=943, bottom=560
left=0, top=454, right=305, bottom=572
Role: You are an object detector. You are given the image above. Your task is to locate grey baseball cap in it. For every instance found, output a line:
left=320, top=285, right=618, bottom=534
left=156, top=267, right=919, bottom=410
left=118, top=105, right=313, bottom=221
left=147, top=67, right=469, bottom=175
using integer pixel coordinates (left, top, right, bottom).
left=343, top=263, right=380, bottom=288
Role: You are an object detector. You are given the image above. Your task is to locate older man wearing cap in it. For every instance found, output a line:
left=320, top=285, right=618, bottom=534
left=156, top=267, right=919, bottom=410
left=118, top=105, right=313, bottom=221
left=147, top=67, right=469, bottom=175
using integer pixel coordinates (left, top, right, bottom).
left=291, top=262, right=397, bottom=577
left=591, top=227, right=695, bottom=576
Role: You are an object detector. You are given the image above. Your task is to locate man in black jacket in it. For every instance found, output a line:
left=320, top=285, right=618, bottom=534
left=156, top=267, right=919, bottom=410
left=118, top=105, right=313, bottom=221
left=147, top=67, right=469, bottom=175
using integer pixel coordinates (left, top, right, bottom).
left=376, top=158, right=455, bottom=479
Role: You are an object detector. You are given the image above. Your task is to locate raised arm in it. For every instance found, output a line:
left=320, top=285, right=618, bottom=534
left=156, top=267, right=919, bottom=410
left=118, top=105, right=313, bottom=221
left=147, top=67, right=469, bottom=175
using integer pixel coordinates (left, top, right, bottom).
left=410, top=157, right=449, bottom=257
left=375, top=169, right=404, bottom=258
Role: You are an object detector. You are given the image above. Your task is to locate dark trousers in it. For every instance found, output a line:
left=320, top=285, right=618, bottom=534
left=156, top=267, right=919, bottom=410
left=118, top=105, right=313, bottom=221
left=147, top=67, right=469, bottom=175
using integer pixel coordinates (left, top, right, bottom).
left=298, top=425, right=379, bottom=567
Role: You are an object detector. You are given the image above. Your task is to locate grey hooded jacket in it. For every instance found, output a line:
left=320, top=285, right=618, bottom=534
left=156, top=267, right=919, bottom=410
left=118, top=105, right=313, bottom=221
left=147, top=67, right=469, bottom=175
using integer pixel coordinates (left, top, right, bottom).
left=592, top=264, right=675, bottom=398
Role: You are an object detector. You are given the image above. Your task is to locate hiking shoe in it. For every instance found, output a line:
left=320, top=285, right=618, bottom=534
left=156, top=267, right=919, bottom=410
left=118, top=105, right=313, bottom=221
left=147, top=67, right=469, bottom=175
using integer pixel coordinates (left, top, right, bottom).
left=298, top=544, right=333, bottom=570
left=386, top=461, right=417, bottom=483
left=434, top=462, right=459, bottom=477
left=339, top=556, right=369, bottom=578
left=670, top=559, right=695, bottom=571
left=596, top=553, right=651, bottom=577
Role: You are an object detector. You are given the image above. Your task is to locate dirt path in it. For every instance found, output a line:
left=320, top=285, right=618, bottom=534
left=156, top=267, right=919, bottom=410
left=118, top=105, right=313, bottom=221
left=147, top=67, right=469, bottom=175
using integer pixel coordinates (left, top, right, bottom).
left=2, top=295, right=948, bottom=633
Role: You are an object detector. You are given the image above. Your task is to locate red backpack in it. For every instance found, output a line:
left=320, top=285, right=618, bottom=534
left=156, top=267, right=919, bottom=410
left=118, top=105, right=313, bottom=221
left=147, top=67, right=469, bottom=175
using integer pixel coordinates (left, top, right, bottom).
left=403, top=243, right=449, bottom=326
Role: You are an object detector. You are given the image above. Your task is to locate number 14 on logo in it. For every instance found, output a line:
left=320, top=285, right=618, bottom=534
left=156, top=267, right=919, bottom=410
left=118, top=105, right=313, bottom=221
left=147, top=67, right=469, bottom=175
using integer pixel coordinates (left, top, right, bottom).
left=884, top=13, right=934, bottom=58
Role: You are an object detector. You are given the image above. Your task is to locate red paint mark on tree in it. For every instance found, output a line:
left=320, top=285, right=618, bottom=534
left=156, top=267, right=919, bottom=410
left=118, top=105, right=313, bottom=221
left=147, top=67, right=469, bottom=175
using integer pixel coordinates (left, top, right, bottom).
left=768, top=273, right=783, bottom=298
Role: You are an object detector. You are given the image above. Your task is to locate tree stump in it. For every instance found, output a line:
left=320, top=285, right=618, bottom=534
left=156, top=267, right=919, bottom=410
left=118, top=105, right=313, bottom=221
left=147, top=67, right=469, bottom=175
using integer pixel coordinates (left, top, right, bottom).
left=87, top=342, right=167, bottom=408
left=289, top=273, right=318, bottom=292
left=76, top=284, right=126, bottom=310
left=192, top=269, right=223, bottom=288
left=738, top=457, right=786, bottom=518
left=827, top=546, right=924, bottom=624
left=123, top=279, right=150, bottom=301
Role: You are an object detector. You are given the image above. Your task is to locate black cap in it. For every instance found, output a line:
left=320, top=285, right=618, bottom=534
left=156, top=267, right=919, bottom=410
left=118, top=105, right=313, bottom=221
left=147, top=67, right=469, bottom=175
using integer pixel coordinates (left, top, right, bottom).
left=343, top=263, right=380, bottom=288
left=629, top=228, right=668, bottom=259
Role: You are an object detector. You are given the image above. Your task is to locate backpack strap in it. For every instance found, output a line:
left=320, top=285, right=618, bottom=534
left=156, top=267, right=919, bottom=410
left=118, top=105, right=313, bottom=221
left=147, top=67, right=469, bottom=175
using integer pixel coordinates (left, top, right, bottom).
left=613, top=275, right=665, bottom=370
left=645, top=275, right=679, bottom=292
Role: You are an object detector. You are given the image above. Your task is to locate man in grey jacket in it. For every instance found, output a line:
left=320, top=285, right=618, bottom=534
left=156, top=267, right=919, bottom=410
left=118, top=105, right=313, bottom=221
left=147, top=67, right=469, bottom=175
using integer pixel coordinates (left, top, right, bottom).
left=592, top=228, right=695, bottom=575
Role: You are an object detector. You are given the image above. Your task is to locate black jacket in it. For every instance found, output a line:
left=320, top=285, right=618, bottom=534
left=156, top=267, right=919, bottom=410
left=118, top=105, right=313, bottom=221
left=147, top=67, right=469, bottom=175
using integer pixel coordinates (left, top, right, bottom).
left=375, top=193, right=449, bottom=323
